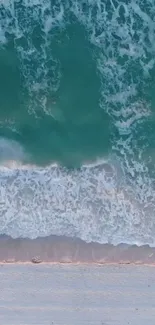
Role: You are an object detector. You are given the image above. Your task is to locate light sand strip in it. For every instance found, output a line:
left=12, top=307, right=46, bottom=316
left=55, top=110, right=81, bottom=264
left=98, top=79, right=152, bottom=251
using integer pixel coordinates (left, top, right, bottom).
left=0, top=264, right=155, bottom=325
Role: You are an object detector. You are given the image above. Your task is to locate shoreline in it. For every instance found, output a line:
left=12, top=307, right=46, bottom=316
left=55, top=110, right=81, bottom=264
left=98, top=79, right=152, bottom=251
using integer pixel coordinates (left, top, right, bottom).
left=0, top=234, right=155, bottom=265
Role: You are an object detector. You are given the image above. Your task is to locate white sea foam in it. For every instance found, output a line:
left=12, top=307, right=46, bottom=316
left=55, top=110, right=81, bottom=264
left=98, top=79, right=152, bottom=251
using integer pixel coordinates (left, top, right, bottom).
left=0, top=153, right=155, bottom=246
left=0, top=0, right=155, bottom=245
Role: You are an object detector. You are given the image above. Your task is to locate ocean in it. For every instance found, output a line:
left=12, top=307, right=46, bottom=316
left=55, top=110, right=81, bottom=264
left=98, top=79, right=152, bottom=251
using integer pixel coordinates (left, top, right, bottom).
left=0, top=0, right=155, bottom=246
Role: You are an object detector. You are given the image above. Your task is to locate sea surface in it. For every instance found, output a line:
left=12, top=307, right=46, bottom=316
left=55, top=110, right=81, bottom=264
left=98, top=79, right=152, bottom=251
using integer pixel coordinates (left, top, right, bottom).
left=0, top=0, right=155, bottom=245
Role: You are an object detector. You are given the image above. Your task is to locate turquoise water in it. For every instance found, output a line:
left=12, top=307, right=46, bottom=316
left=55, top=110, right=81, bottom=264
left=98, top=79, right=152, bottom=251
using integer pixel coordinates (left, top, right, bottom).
left=0, top=0, right=155, bottom=245
left=0, top=15, right=111, bottom=167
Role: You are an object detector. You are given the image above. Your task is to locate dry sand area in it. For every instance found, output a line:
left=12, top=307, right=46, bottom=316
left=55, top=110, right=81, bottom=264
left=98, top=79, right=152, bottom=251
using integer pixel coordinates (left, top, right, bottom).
left=0, top=263, right=155, bottom=325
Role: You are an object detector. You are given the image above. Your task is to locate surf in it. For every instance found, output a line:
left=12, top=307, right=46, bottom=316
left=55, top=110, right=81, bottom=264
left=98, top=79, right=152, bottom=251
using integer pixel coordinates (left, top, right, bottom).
left=0, top=0, right=155, bottom=246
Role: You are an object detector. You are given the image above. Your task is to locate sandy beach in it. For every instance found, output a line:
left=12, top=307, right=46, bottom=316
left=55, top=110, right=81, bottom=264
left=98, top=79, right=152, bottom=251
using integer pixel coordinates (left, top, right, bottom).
left=0, top=235, right=155, bottom=265
left=0, top=263, right=155, bottom=325
left=1, top=235, right=155, bottom=324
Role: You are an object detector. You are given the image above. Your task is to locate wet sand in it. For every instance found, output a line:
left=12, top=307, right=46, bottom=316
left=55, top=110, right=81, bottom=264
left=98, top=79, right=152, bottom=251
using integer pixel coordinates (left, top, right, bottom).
left=0, top=235, right=155, bottom=265
left=0, top=264, right=155, bottom=325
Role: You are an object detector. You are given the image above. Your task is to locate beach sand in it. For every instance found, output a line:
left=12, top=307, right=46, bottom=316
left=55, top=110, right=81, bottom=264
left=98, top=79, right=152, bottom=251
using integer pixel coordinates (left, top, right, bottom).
left=1, top=235, right=155, bottom=324
left=0, top=263, right=155, bottom=325
left=0, top=235, right=155, bottom=264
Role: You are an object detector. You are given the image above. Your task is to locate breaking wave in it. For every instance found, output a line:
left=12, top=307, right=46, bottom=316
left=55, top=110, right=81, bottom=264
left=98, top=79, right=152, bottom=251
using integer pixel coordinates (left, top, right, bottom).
left=0, top=0, right=155, bottom=245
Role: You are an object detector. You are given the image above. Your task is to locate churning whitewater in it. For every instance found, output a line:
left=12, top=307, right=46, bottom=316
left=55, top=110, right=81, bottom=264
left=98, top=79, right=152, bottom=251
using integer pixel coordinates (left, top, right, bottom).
left=0, top=0, right=155, bottom=245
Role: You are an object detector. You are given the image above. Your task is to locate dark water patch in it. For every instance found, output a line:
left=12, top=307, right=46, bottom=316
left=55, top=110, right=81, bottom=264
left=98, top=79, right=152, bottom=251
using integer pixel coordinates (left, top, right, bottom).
left=0, top=19, right=111, bottom=167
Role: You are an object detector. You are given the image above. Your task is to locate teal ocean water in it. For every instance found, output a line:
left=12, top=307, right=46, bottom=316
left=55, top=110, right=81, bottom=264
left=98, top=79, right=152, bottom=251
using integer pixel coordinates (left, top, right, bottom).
left=0, top=0, right=155, bottom=245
